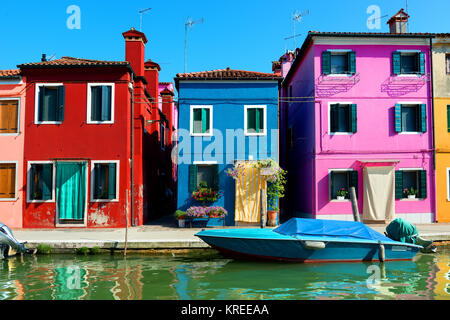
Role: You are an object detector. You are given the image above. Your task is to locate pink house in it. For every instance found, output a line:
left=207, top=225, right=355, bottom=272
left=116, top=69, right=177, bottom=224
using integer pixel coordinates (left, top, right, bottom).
left=280, top=26, right=436, bottom=223
left=0, top=69, right=26, bottom=228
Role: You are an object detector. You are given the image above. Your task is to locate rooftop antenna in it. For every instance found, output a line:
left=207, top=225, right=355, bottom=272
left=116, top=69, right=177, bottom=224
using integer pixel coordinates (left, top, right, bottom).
left=185, top=17, right=203, bottom=73
left=405, top=0, right=409, bottom=32
left=292, top=9, right=309, bottom=49
left=47, top=54, right=56, bottom=61
left=284, top=34, right=302, bottom=52
left=139, top=7, right=152, bottom=32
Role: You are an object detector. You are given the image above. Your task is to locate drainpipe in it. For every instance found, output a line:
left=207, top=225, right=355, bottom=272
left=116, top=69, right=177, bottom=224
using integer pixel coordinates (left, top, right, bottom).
left=429, top=37, right=437, bottom=222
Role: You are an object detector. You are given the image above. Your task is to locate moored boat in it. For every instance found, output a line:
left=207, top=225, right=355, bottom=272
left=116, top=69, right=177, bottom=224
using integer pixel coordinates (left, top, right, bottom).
left=195, top=218, right=422, bottom=263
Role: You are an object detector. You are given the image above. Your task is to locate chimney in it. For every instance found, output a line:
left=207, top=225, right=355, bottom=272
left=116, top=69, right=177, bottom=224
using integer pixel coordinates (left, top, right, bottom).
left=272, top=61, right=281, bottom=76
left=387, top=8, right=410, bottom=34
left=41, top=54, right=47, bottom=62
left=144, top=59, right=161, bottom=104
left=280, top=51, right=295, bottom=78
left=160, top=88, right=175, bottom=145
left=122, top=28, right=148, bottom=77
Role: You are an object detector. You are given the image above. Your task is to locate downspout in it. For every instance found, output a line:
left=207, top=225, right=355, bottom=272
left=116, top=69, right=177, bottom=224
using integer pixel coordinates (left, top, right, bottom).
left=429, top=37, right=437, bottom=222
left=130, top=73, right=135, bottom=228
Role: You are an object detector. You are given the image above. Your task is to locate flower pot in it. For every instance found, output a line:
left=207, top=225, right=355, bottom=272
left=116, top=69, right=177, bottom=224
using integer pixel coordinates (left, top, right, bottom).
left=178, top=219, right=185, bottom=228
left=267, top=210, right=278, bottom=227
left=407, top=195, right=416, bottom=199
left=337, top=196, right=345, bottom=200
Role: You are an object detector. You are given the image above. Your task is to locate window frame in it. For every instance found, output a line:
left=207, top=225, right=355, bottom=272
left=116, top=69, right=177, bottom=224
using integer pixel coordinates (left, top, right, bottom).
left=397, top=101, right=425, bottom=134
left=328, top=102, right=353, bottom=135
left=192, top=160, right=219, bottom=190
left=328, top=168, right=355, bottom=202
left=398, top=168, right=423, bottom=201
left=86, top=83, right=115, bottom=124
left=90, top=160, right=120, bottom=202
left=0, top=161, right=18, bottom=202
left=244, top=105, right=267, bottom=136
left=326, top=49, right=354, bottom=77
left=447, top=167, right=450, bottom=201
left=190, top=105, right=213, bottom=136
left=395, top=50, right=423, bottom=77
left=26, top=161, right=56, bottom=203
left=0, top=97, right=20, bottom=136
left=34, top=83, right=65, bottom=124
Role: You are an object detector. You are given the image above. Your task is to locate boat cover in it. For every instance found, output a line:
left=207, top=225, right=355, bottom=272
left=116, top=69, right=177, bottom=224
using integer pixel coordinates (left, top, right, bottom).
left=273, top=218, right=394, bottom=242
left=385, top=218, right=418, bottom=244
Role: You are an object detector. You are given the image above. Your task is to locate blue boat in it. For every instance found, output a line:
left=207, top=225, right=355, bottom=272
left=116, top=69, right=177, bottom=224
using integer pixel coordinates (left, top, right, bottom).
left=195, top=218, right=422, bottom=263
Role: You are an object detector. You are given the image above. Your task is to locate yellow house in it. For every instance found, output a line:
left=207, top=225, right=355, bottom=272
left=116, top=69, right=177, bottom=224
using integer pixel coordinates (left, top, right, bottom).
left=432, top=34, right=450, bottom=222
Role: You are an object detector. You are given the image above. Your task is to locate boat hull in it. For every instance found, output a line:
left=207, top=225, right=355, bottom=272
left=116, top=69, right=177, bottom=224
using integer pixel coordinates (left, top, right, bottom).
left=197, top=232, right=420, bottom=263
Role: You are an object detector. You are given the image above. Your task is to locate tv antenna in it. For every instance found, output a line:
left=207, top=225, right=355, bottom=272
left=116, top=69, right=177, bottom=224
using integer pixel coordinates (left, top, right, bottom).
left=292, top=10, right=309, bottom=49
left=185, top=17, right=204, bottom=73
left=139, top=8, right=152, bottom=32
left=284, top=34, right=302, bottom=52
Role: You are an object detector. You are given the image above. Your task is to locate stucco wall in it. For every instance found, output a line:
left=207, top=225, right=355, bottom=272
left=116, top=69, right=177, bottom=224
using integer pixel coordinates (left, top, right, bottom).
left=432, top=43, right=450, bottom=98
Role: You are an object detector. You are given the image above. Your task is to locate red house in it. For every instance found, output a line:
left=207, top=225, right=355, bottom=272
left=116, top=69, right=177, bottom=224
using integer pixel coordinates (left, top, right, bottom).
left=19, top=28, right=176, bottom=228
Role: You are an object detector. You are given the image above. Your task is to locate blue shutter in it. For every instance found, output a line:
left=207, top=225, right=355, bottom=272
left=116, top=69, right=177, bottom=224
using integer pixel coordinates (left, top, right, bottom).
left=393, top=52, right=401, bottom=75
left=107, top=163, right=116, bottom=199
left=418, top=52, right=426, bottom=75
left=395, top=104, right=402, bottom=133
left=420, top=104, right=427, bottom=132
left=322, top=51, right=331, bottom=75
left=57, top=86, right=65, bottom=121
left=101, top=86, right=112, bottom=121
left=348, top=51, right=356, bottom=74
left=350, top=104, right=357, bottom=133
left=395, top=170, right=403, bottom=199
left=42, top=164, right=53, bottom=200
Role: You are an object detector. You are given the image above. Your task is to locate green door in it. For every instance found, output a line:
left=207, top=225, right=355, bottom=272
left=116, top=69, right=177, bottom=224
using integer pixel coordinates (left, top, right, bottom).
left=56, top=162, right=87, bottom=221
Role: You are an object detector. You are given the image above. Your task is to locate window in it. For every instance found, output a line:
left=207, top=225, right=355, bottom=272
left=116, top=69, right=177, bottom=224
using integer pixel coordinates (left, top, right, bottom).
left=0, top=163, right=16, bottom=200
left=446, top=54, right=450, bottom=74
left=329, top=103, right=357, bottom=134
left=28, top=163, right=53, bottom=202
left=160, top=123, right=165, bottom=149
left=87, top=84, right=114, bottom=123
left=392, top=51, right=425, bottom=75
left=35, top=84, right=65, bottom=123
left=329, top=170, right=358, bottom=200
left=395, top=104, right=426, bottom=133
left=91, top=161, right=118, bottom=201
left=188, top=164, right=219, bottom=192
left=322, top=51, right=356, bottom=75
left=0, top=99, right=19, bottom=134
left=395, top=169, right=427, bottom=199
left=191, top=106, right=212, bottom=135
left=447, top=168, right=450, bottom=201
left=245, top=105, right=266, bottom=135
left=447, top=105, right=450, bottom=133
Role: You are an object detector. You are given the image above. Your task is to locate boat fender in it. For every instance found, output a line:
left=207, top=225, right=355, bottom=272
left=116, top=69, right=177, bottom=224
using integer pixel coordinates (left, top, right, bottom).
left=378, top=242, right=385, bottom=262
left=301, top=241, right=326, bottom=250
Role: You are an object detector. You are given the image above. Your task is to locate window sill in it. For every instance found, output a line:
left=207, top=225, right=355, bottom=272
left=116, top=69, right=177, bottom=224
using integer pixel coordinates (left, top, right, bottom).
left=56, top=223, right=86, bottom=228
left=329, top=132, right=354, bottom=135
left=330, top=199, right=351, bottom=202
left=27, top=200, right=55, bottom=204
left=35, top=121, right=63, bottom=125
left=324, top=74, right=354, bottom=77
left=190, top=133, right=213, bottom=137
left=394, top=74, right=422, bottom=77
left=245, top=132, right=267, bottom=136
left=398, top=132, right=424, bottom=135
left=0, top=198, right=18, bottom=202
left=86, top=121, right=114, bottom=124
left=90, top=199, right=119, bottom=203
left=399, top=198, right=424, bottom=201
left=0, top=133, right=20, bottom=136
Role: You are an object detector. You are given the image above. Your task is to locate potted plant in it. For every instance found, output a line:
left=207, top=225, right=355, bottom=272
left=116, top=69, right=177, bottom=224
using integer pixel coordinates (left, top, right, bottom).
left=336, top=188, right=348, bottom=200
left=206, top=206, right=228, bottom=218
left=191, top=182, right=222, bottom=206
left=174, top=210, right=187, bottom=228
left=403, top=187, right=418, bottom=199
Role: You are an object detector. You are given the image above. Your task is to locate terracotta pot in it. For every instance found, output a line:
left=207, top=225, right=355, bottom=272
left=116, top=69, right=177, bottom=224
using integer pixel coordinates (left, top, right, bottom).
left=267, top=210, right=278, bottom=227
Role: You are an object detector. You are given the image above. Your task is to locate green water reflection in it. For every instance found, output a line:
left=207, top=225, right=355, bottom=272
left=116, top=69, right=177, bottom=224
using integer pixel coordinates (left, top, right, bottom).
left=0, top=247, right=449, bottom=300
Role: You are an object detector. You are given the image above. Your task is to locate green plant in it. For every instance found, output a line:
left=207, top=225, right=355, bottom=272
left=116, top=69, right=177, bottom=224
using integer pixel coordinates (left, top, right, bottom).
left=191, top=183, right=222, bottom=205
left=336, top=188, right=348, bottom=197
left=403, top=187, right=418, bottom=197
left=76, top=247, right=90, bottom=255
left=174, top=210, right=187, bottom=220
left=89, top=246, right=101, bottom=255
left=257, top=160, right=287, bottom=211
left=37, top=243, right=52, bottom=254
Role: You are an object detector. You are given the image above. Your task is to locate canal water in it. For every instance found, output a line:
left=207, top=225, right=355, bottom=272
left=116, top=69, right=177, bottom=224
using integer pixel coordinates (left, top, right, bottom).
left=0, top=247, right=449, bottom=300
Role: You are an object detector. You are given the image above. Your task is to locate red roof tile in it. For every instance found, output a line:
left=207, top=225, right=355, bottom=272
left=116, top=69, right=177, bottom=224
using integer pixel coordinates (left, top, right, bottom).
left=144, top=59, right=161, bottom=71
left=176, top=67, right=281, bottom=80
left=160, top=88, right=174, bottom=96
left=18, top=56, right=129, bottom=68
left=308, top=31, right=435, bottom=37
left=0, top=69, right=21, bottom=78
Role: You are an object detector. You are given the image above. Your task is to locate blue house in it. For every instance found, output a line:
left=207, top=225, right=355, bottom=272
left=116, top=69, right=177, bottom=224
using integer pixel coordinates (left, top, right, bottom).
left=174, top=68, right=281, bottom=226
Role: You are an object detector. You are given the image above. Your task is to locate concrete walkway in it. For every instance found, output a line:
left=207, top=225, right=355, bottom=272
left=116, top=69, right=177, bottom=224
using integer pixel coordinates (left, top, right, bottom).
left=11, top=222, right=450, bottom=252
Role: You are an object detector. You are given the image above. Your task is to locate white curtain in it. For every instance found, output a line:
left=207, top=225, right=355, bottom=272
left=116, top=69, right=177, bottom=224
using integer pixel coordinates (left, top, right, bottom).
left=363, top=166, right=395, bottom=222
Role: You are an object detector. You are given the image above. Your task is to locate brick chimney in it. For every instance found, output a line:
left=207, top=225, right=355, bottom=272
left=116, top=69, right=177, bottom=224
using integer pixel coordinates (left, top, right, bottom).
left=122, top=28, right=148, bottom=77
left=144, top=59, right=161, bottom=106
left=387, top=9, right=409, bottom=34
left=161, top=88, right=175, bottom=144
left=280, top=51, right=295, bottom=78
left=272, top=61, right=281, bottom=76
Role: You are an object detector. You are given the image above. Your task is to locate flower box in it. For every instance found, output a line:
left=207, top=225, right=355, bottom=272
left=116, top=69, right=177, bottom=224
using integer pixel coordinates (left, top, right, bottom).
left=407, top=195, right=416, bottom=199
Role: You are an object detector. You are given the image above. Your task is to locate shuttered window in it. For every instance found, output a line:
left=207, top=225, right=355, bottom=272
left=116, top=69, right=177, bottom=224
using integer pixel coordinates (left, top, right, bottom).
left=28, top=163, right=53, bottom=201
left=89, top=85, right=113, bottom=122
left=92, top=162, right=117, bottom=200
left=330, top=104, right=357, bottom=133
left=393, top=51, right=425, bottom=75
left=329, top=170, right=358, bottom=200
left=189, top=164, right=219, bottom=192
left=447, top=105, right=450, bottom=132
left=0, top=100, right=19, bottom=134
left=246, top=106, right=265, bottom=134
left=395, top=104, right=426, bottom=133
left=446, top=54, right=450, bottom=74
left=37, top=85, right=65, bottom=122
left=0, top=163, right=16, bottom=199
left=322, top=51, right=356, bottom=75
left=192, top=106, right=211, bottom=134
left=395, top=170, right=427, bottom=199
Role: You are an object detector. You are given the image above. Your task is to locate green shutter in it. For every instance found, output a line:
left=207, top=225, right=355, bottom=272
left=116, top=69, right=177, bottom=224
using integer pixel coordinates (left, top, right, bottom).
left=38, top=86, right=45, bottom=122
left=42, top=164, right=53, bottom=200
left=247, top=108, right=256, bottom=132
left=57, top=86, right=65, bottom=121
left=322, top=51, right=331, bottom=75
left=350, top=104, right=357, bottom=133
left=29, top=165, right=36, bottom=200
left=212, top=164, right=219, bottom=191
left=395, top=104, right=402, bottom=133
left=348, top=51, right=356, bottom=74
left=188, top=165, right=198, bottom=193
left=419, top=170, right=427, bottom=199
left=418, top=52, right=426, bottom=75
left=330, top=104, right=338, bottom=133
left=201, top=108, right=210, bottom=133
left=420, top=104, right=427, bottom=133
left=395, top=170, right=403, bottom=199
left=107, top=163, right=116, bottom=199
left=393, top=52, right=401, bottom=75
left=349, top=170, right=358, bottom=199
left=193, top=108, right=201, bottom=133
left=447, top=105, right=450, bottom=132
left=329, top=171, right=334, bottom=199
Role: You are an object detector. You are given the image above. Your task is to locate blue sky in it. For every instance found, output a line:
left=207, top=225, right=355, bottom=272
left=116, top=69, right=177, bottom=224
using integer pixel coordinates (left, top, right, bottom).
left=1, top=0, right=448, bottom=82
